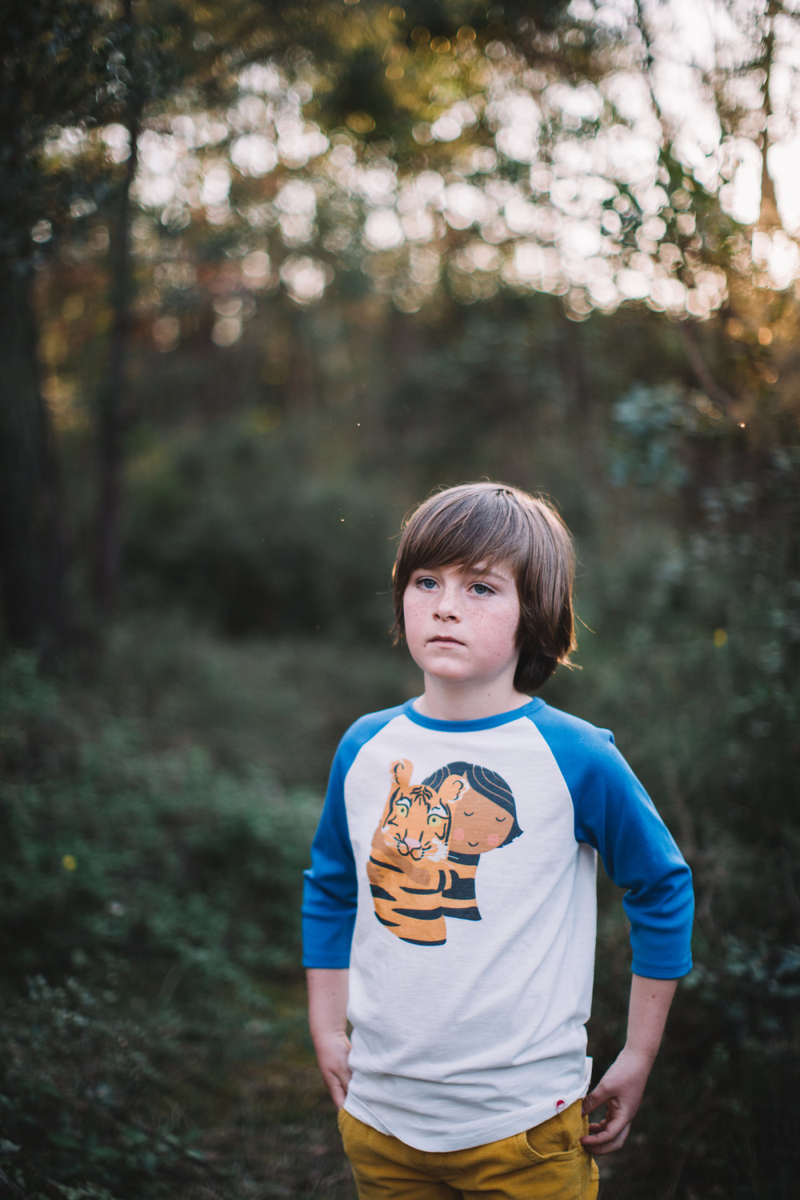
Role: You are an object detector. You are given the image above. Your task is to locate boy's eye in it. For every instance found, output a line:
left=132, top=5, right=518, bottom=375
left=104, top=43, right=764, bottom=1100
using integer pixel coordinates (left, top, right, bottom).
left=417, top=577, right=437, bottom=590
left=471, top=582, right=494, bottom=596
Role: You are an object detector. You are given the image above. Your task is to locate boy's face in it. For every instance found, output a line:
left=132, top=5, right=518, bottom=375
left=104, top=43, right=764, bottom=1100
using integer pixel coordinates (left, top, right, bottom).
left=403, top=561, right=523, bottom=694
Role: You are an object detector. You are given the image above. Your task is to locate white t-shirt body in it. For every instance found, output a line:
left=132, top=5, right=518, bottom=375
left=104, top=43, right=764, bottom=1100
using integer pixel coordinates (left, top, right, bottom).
left=303, top=698, right=693, bottom=1152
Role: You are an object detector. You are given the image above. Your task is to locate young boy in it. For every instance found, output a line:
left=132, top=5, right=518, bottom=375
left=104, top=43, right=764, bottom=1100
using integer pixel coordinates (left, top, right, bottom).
left=302, top=483, right=693, bottom=1199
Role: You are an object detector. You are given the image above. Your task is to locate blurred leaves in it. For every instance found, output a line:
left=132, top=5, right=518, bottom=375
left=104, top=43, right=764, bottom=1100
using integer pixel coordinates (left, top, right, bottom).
left=124, top=419, right=397, bottom=637
left=0, top=651, right=319, bottom=984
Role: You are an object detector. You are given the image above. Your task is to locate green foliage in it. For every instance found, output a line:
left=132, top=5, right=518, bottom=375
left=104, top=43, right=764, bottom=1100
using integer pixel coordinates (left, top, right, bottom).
left=0, top=651, right=317, bottom=985
left=393, top=0, right=573, bottom=38
left=316, top=44, right=402, bottom=142
left=547, top=452, right=800, bottom=1198
left=92, top=612, right=412, bottom=785
left=1, top=977, right=190, bottom=1199
left=124, top=420, right=398, bottom=638
left=0, top=0, right=107, bottom=258
left=612, top=382, right=694, bottom=488
left=0, top=644, right=348, bottom=1197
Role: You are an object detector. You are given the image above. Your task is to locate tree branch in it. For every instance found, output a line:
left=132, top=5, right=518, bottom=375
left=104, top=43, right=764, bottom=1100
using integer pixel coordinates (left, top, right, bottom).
left=679, top=322, right=740, bottom=414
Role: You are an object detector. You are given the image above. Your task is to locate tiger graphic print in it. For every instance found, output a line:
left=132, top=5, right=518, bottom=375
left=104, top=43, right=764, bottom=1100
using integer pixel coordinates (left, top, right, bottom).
left=367, top=759, right=522, bottom=946
left=367, top=759, right=467, bottom=946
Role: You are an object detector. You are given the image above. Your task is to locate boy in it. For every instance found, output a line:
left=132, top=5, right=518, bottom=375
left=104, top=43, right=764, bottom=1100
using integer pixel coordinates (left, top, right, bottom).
left=302, top=483, right=693, bottom=1199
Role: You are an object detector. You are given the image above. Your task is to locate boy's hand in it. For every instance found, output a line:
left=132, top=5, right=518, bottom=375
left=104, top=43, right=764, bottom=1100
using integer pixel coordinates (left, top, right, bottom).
left=307, top=967, right=351, bottom=1108
left=581, top=974, right=679, bottom=1155
left=580, top=1045, right=651, bottom=1155
left=314, top=1029, right=352, bottom=1108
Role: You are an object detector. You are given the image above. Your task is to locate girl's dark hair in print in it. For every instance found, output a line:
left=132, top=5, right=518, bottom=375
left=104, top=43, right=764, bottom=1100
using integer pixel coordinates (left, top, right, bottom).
left=422, top=761, right=523, bottom=847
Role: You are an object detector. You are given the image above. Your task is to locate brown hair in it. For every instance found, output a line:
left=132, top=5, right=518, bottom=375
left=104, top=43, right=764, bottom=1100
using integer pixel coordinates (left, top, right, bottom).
left=392, top=482, right=576, bottom=693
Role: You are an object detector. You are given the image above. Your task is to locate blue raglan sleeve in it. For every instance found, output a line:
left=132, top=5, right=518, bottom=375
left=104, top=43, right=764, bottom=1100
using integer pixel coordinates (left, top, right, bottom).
left=533, top=709, right=694, bottom=979
left=301, top=745, right=358, bottom=969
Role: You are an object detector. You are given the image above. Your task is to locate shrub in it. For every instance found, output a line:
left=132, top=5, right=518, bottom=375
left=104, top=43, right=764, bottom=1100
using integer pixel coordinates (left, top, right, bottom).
left=0, top=653, right=318, bottom=988
left=124, top=421, right=398, bottom=639
left=0, top=650, right=325, bottom=1198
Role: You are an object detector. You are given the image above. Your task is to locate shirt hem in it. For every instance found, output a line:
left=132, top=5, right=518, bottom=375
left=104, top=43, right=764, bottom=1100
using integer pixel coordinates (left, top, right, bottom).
left=343, top=1063, right=592, bottom=1153
left=631, top=956, right=693, bottom=978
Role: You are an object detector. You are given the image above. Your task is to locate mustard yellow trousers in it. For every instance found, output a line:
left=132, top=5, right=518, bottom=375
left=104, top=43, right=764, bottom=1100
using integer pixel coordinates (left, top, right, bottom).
left=338, top=1098, right=600, bottom=1200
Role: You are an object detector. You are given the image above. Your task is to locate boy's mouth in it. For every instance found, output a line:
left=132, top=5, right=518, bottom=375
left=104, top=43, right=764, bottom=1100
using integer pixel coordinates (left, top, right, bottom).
left=429, top=636, right=463, bottom=645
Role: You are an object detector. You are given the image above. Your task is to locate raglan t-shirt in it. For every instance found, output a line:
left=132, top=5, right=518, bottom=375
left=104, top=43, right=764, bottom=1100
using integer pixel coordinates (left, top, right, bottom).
left=302, top=697, right=693, bottom=1153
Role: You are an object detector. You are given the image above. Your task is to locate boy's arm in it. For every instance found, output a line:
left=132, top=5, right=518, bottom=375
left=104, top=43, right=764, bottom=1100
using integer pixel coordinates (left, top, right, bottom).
left=302, top=738, right=360, bottom=1109
left=528, top=716, right=692, bottom=1154
left=581, top=973, right=678, bottom=1155
left=307, top=967, right=351, bottom=1108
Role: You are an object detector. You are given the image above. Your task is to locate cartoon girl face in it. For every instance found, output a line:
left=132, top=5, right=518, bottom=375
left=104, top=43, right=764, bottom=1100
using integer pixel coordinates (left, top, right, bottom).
left=449, top=787, right=513, bottom=853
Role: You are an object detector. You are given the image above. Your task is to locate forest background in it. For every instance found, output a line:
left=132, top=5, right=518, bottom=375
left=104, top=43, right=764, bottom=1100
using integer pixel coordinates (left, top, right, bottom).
left=1, top=1, right=799, bottom=1197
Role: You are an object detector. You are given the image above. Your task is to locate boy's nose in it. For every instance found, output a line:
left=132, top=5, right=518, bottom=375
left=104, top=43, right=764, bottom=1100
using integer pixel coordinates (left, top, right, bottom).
left=434, top=588, right=460, bottom=619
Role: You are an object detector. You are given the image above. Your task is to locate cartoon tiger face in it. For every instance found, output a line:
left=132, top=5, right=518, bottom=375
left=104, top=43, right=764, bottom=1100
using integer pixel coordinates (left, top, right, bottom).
left=382, top=785, right=452, bottom=862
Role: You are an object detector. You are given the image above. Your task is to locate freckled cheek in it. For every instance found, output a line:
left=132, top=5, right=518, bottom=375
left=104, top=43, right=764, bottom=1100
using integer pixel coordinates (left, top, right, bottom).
left=487, top=833, right=500, bottom=847
left=476, top=619, right=519, bottom=663
left=453, top=828, right=465, bottom=842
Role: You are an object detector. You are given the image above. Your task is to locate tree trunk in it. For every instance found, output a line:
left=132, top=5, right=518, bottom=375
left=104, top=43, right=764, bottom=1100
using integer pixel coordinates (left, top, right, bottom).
left=93, top=0, right=139, bottom=608
left=757, top=3, right=781, bottom=230
left=94, top=122, right=139, bottom=607
left=0, top=266, right=66, bottom=651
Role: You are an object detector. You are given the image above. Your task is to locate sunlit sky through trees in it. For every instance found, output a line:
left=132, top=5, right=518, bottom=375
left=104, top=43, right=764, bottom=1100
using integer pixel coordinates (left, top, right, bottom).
left=34, top=0, right=800, bottom=351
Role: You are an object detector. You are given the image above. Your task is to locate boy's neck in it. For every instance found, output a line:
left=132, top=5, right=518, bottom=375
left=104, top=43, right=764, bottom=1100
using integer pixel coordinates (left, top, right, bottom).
left=413, top=678, right=532, bottom=723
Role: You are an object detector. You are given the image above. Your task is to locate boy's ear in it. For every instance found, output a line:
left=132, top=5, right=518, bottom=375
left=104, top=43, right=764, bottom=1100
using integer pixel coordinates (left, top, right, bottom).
left=391, top=759, right=413, bottom=789
left=438, top=776, right=467, bottom=805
